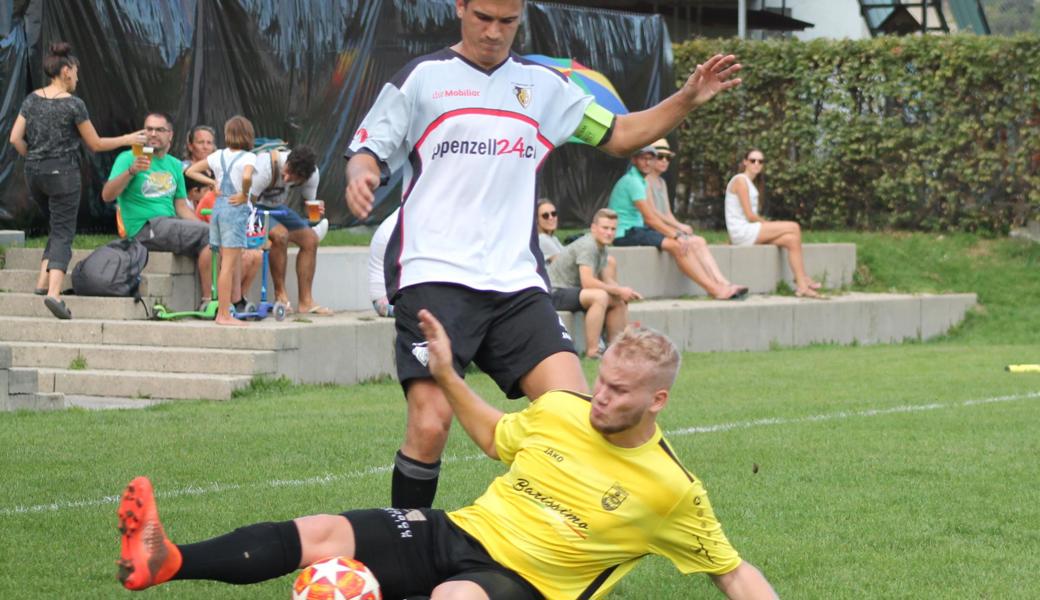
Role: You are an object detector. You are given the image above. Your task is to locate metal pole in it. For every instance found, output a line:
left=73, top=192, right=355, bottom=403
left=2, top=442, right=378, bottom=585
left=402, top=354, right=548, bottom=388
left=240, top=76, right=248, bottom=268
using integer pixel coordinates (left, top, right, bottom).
left=738, top=0, right=747, bottom=38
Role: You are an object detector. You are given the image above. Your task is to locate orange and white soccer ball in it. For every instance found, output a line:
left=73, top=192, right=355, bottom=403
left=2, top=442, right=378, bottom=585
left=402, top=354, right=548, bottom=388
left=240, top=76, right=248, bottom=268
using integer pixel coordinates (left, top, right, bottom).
left=291, top=556, right=381, bottom=600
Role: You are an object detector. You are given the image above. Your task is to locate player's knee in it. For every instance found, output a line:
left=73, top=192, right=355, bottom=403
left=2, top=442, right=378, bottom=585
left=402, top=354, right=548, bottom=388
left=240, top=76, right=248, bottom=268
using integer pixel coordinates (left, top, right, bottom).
left=585, top=288, right=609, bottom=307
left=690, top=235, right=707, bottom=250
left=431, top=580, right=489, bottom=600
left=406, top=407, right=452, bottom=448
left=295, top=515, right=352, bottom=563
left=269, top=227, right=289, bottom=247
left=296, top=229, right=318, bottom=251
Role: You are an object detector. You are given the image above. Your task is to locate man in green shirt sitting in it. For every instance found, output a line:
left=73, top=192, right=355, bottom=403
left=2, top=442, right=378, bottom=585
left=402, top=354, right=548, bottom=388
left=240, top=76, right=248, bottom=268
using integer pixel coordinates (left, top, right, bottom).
left=608, top=146, right=746, bottom=300
left=102, top=112, right=258, bottom=309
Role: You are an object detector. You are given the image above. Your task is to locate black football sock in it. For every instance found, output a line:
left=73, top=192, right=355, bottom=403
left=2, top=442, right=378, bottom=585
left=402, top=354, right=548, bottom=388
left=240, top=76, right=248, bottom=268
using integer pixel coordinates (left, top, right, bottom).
left=173, top=520, right=302, bottom=584
left=391, top=450, right=441, bottom=508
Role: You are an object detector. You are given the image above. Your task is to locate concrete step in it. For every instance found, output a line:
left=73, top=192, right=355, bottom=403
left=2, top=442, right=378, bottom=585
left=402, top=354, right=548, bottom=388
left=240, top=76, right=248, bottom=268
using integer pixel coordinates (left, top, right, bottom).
left=65, top=395, right=166, bottom=410
left=0, top=292, right=157, bottom=320
left=0, top=229, right=26, bottom=246
left=558, top=292, right=977, bottom=354
left=612, top=243, right=857, bottom=299
left=630, top=292, right=977, bottom=352
left=0, top=315, right=297, bottom=350
left=7, top=367, right=39, bottom=394
left=2, top=392, right=66, bottom=411
left=6, top=341, right=278, bottom=376
left=2, top=247, right=195, bottom=275
left=34, top=368, right=253, bottom=401
left=0, top=268, right=174, bottom=297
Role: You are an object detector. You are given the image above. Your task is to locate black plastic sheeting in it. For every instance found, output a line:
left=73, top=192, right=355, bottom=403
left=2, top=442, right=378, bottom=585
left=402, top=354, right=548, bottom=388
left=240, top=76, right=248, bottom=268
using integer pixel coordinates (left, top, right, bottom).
left=0, top=0, right=673, bottom=233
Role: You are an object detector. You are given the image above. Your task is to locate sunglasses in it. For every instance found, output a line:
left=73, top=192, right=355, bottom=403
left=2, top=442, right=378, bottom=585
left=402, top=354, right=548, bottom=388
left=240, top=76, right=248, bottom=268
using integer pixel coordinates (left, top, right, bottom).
left=656, top=155, right=672, bottom=161
left=540, top=211, right=558, bottom=219
left=747, top=158, right=765, bottom=164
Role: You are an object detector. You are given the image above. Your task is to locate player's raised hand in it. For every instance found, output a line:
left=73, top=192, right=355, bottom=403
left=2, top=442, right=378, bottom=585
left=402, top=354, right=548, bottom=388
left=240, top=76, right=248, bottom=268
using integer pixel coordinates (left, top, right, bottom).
left=680, top=54, right=742, bottom=108
left=418, top=309, right=455, bottom=382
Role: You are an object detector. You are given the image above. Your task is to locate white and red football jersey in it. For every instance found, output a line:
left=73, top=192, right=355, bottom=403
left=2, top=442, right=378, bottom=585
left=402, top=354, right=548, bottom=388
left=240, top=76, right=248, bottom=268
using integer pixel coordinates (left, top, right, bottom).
left=348, top=49, right=596, bottom=297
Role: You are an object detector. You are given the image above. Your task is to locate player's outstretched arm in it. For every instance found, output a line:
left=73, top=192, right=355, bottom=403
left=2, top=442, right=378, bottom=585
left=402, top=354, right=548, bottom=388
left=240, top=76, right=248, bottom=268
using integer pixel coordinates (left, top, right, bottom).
left=345, top=153, right=382, bottom=219
left=599, top=54, right=742, bottom=158
left=710, top=561, right=779, bottom=600
left=418, top=309, right=504, bottom=459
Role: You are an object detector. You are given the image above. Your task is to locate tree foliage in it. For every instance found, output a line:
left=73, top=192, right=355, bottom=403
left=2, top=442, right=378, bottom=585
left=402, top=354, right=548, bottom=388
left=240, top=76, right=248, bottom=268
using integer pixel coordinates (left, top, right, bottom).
left=673, top=35, right=1040, bottom=233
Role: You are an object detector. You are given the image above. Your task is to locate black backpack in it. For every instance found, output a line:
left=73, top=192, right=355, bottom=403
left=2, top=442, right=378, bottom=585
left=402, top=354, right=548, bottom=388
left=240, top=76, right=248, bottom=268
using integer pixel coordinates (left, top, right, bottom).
left=71, top=239, right=149, bottom=299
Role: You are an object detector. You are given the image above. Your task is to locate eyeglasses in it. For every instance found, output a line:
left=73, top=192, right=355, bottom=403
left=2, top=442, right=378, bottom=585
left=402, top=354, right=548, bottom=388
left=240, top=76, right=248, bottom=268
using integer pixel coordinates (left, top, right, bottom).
left=540, top=211, right=557, bottom=219
left=656, top=155, right=672, bottom=161
left=747, top=158, right=765, bottom=164
left=144, top=126, right=170, bottom=134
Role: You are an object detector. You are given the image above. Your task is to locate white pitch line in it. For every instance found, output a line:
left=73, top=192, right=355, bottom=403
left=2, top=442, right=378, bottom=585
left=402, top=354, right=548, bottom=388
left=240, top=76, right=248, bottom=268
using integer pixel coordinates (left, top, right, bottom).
left=665, top=390, right=1040, bottom=436
left=3, top=390, right=1038, bottom=518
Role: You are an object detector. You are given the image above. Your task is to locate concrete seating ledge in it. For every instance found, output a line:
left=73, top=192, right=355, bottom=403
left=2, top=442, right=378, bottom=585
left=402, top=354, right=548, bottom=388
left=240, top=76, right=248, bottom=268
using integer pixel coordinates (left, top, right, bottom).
left=2, top=243, right=855, bottom=312
left=1, top=290, right=975, bottom=407
left=560, top=292, right=977, bottom=355
left=245, top=243, right=856, bottom=311
left=0, top=243, right=978, bottom=406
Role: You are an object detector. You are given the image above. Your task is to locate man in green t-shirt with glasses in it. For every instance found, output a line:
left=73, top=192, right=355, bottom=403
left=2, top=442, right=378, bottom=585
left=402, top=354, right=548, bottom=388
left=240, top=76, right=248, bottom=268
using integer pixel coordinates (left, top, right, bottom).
left=102, top=112, right=213, bottom=307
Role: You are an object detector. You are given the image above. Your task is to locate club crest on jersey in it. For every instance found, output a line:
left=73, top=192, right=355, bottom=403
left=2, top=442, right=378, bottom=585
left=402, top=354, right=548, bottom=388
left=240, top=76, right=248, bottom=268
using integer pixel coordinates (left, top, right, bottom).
left=354, top=128, right=369, bottom=143
left=601, top=483, right=629, bottom=511
left=513, top=83, right=533, bottom=108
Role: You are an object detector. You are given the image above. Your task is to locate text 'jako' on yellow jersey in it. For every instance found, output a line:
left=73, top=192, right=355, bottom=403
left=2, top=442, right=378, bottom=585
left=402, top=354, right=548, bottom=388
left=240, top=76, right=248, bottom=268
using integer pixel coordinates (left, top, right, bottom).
left=447, top=390, right=742, bottom=599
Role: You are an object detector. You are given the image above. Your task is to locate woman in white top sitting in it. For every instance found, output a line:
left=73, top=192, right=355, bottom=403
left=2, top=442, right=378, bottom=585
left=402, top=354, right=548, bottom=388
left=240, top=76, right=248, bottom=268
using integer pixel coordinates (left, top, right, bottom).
left=725, top=149, right=823, bottom=298
left=536, top=198, right=565, bottom=263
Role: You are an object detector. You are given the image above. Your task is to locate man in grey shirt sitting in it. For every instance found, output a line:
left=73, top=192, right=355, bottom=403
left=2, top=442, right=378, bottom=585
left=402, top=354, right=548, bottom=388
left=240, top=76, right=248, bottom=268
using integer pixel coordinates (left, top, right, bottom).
left=249, top=145, right=331, bottom=315
left=548, top=208, right=642, bottom=359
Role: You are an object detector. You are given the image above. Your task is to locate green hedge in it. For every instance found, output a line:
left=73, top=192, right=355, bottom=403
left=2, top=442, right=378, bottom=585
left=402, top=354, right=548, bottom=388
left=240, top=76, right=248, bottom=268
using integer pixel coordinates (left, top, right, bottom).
left=672, top=35, right=1040, bottom=233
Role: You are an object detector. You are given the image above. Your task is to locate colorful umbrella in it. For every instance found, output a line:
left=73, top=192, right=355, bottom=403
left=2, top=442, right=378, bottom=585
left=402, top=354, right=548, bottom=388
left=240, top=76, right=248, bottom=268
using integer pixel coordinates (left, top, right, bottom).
left=522, top=54, right=628, bottom=116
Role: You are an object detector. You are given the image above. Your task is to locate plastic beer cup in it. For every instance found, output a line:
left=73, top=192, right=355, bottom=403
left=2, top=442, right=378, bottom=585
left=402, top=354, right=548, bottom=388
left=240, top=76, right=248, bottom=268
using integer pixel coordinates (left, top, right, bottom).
left=306, top=200, right=323, bottom=224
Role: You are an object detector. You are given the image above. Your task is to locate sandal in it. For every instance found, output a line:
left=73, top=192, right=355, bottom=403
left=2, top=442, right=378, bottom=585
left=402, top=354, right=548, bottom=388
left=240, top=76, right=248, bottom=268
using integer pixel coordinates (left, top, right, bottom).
left=44, top=296, right=72, bottom=319
left=795, top=288, right=828, bottom=300
left=302, top=305, right=333, bottom=316
left=34, top=288, right=47, bottom=296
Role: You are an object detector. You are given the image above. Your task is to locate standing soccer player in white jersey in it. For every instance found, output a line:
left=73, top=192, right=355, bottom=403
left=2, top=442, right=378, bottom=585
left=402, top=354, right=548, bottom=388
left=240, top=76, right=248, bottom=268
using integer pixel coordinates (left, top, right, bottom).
left=345, top=0, right=742, bottom=508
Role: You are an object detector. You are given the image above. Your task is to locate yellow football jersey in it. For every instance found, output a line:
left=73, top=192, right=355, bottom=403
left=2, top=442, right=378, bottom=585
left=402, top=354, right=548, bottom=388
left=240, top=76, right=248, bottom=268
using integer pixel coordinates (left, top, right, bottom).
left=448, top=390, right=741, bottom=599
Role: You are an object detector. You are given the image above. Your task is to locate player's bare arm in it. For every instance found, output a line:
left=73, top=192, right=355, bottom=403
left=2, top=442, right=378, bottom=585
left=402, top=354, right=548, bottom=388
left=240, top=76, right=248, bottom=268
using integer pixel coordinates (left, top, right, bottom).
left=600, top=54, right=742, bottom=157
left=418, top=308, right=504, bottom=459
left=344, top=153, right=382, bottom=219
left=710, top=561, right=779, bottom=600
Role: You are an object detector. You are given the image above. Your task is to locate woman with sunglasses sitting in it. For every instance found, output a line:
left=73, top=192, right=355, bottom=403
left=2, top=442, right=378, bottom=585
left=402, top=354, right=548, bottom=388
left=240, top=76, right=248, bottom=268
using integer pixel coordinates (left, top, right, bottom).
left=726, top=149, right=823, bottom=299
left=536, top=198, right=564, bottom=263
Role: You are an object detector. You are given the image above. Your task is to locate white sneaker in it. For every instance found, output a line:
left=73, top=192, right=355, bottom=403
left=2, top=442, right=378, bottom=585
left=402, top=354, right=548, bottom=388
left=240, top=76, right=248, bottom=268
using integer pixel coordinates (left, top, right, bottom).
left=311, top=218, right=329, bottom=242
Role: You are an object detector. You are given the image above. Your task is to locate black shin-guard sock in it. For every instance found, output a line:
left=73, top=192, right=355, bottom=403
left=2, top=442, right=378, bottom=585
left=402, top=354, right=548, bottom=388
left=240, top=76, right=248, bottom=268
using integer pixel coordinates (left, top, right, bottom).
left=173, top=520, right=302, bottom=584
left=391, top=450, right=441, bottom=508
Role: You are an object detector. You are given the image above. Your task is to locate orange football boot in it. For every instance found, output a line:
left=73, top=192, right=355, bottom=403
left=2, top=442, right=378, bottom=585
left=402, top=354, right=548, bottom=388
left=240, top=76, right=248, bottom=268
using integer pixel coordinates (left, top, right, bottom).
left=117, top=476, right=183, bottom=590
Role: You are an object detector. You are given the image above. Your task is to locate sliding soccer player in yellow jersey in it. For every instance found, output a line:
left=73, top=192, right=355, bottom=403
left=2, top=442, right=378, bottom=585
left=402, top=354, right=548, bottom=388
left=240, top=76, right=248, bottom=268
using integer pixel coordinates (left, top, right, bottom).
left=116, top=313, right=777, bottom=599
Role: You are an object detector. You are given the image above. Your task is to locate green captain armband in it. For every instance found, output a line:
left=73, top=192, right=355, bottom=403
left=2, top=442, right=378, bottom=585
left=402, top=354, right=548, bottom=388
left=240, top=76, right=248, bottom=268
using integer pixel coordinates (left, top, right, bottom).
left=571, top=102, right=615, bottom=147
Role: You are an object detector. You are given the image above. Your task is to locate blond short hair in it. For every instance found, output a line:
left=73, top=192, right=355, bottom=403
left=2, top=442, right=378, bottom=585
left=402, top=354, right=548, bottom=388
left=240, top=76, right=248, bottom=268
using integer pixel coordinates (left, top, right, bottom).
left=610, top=325, right=681, bottom=390
left=592, top=208, right=618, bottom=224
